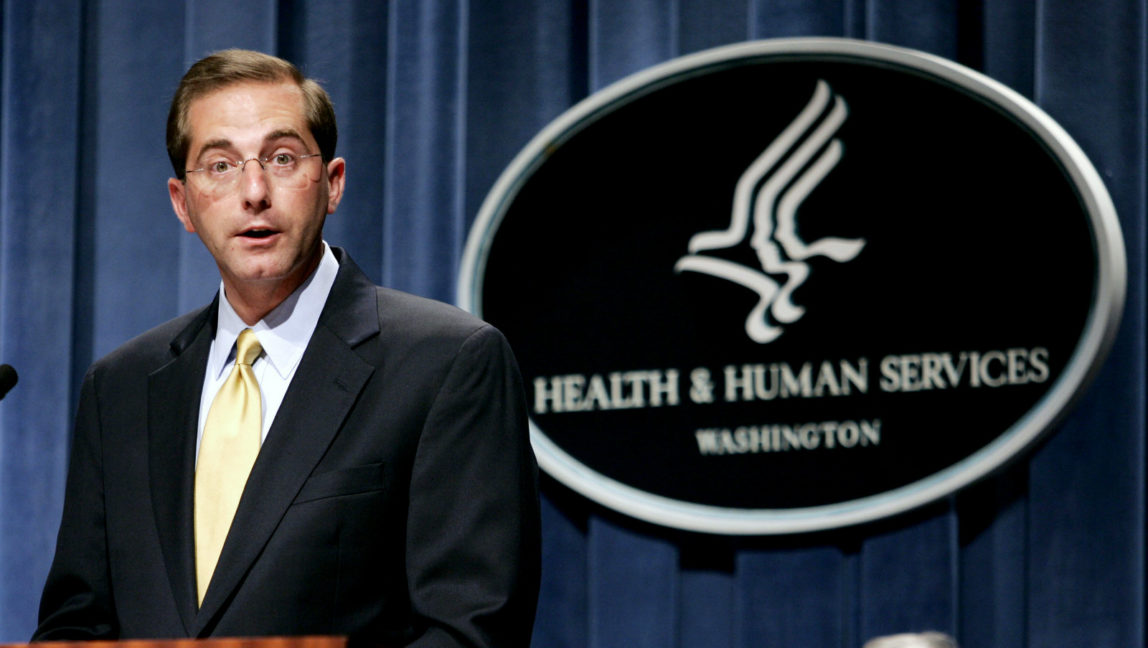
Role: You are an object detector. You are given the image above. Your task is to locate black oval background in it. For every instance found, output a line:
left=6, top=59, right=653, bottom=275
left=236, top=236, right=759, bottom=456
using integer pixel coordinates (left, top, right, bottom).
left=472, top=46, right=1109, bottom=521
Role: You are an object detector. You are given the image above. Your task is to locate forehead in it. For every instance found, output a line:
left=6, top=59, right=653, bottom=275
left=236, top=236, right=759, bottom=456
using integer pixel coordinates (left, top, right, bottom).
left=186, top=80, right=311, bottom=151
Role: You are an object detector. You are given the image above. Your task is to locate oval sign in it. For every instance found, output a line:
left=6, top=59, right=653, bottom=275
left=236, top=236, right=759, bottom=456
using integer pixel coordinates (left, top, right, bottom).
left=459, top=38, right=1125, bottom=534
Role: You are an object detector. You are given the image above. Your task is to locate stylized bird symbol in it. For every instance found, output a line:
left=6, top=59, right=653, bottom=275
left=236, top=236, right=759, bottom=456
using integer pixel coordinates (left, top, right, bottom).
left=675, top=80, right=866, bottom=343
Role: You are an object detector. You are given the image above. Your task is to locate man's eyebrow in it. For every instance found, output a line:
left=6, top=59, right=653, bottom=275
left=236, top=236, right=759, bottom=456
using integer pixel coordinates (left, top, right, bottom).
left=194, top=138, right=234, bottom=159
left=190, top=130, right=310, bottom=164
left=264, top=129, right=307, bottom=145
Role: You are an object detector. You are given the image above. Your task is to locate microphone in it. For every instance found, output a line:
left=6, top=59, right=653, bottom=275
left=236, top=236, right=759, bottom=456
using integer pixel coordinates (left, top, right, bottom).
left=0, top=364, right=17, bottom=401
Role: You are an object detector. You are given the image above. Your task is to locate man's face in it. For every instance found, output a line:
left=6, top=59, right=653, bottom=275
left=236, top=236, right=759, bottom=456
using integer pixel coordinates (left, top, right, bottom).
left=168, top=80, right=344, bottom=299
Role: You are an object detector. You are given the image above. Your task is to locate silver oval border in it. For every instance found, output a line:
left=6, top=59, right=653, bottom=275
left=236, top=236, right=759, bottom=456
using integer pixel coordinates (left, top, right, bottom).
left=458, top=37, right=1127, bottom=535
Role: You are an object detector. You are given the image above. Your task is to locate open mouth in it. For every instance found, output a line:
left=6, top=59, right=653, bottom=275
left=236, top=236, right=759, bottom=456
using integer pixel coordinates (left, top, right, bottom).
left=241, top=229, right=277, bottom=239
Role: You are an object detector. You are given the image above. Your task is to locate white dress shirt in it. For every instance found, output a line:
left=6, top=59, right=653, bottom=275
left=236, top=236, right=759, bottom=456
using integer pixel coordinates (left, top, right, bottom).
left=195, top=243, right=339, bottom=460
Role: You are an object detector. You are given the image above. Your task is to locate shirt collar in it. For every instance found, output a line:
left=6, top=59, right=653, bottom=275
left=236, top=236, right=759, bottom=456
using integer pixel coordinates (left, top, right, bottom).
left=210, top=242, right=339, bottom=380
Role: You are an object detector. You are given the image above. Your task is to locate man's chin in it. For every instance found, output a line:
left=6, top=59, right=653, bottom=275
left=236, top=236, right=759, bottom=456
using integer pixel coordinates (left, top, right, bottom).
left=225, top=257, right=317, bottom=291
left=221, top=263, right=292, bottom=287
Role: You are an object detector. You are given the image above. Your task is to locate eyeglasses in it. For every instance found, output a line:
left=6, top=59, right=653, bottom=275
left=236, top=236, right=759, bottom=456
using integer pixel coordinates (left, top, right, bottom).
left=185, top=152, right=323, bottom=194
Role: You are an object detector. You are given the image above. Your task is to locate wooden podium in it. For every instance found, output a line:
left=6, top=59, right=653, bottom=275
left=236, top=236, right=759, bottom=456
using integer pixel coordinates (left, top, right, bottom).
left=5, top=637, right=347, bottom=648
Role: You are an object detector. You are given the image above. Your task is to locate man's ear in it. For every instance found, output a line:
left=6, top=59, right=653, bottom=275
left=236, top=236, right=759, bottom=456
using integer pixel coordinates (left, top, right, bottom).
left=325, top=157, right=346, bottom=214
left=168, top=177, right=196, bottom=233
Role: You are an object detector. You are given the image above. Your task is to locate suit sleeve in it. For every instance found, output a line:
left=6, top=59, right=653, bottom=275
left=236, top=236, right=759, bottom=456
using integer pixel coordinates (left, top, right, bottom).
left=404, top=324, right=541, bottom=648
left=33, top=367, right=119, bottom=640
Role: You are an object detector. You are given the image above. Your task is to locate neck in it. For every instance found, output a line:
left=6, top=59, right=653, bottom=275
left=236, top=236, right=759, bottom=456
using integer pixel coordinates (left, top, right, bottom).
left=222, top=248, right=323, bottom=326
left=225, top=286, right=290, bottom=326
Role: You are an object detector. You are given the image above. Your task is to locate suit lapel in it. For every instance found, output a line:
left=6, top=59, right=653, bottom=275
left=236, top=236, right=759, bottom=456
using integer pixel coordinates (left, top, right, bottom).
left=192, top=251, right=380, bottom=634
left=148, top=302, right=216, bottom=635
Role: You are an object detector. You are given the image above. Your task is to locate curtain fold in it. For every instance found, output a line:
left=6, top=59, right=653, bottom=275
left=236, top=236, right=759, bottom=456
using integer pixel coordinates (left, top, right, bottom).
left=0, top=0, right=84, bottom=632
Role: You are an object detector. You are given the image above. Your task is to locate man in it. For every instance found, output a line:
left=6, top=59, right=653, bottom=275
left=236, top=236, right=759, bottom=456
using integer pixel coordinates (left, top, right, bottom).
left=34, top=49, right=540, bottom=647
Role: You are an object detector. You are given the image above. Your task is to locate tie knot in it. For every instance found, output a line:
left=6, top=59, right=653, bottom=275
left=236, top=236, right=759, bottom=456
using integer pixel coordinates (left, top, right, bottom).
left=235, top=329, right=262, bottom=366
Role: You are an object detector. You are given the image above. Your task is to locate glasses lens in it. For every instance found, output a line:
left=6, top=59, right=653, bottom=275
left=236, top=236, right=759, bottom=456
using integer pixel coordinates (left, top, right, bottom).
left=188, top=155, right=322, bottom=195
left=266, top=154, right=322, bottom=189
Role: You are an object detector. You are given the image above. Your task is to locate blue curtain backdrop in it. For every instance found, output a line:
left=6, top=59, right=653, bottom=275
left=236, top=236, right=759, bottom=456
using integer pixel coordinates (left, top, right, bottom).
left=0, top=1, right=1144, bottom=646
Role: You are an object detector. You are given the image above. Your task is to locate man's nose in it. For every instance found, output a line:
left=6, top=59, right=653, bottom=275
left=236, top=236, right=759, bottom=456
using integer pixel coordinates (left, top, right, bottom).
left=239, top=159, right=271, bottom=206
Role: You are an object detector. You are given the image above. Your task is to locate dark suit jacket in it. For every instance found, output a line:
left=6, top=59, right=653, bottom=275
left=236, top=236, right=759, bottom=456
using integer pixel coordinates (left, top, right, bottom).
left=34, top=249, right=540, bottom=647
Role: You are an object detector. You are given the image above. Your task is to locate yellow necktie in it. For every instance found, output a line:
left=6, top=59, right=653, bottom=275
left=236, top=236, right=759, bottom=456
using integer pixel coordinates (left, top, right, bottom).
left=195, top=328, right=263, bottom=605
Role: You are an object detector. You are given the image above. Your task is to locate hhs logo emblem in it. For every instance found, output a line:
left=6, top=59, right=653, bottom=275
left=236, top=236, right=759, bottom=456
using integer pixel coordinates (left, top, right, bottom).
left=462, top=39, right=1123, bottom=534
left=676, top=80, right=866, bottom=343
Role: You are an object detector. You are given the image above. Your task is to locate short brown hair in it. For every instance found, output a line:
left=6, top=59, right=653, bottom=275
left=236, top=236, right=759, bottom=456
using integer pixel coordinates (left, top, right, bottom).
left=166, top=49, right=337, bottom=179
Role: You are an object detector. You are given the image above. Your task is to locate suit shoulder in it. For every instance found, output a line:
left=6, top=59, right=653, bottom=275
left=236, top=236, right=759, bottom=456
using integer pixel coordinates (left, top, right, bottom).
left=88, top=306, right=210, bottom=376
left=375, top=287, right=499, bottom=343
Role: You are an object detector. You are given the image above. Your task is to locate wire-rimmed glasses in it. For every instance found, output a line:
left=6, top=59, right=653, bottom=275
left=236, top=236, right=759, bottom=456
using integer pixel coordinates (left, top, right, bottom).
left=185, top=152, right=323, bottom=195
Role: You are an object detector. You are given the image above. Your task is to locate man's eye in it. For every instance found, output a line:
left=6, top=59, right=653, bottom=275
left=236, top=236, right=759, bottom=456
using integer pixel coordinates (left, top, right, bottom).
left=271, top=153, right=296, bottom=166
left=208, top=161, right=234, bottom=174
